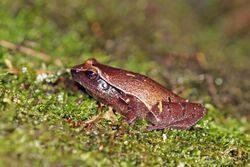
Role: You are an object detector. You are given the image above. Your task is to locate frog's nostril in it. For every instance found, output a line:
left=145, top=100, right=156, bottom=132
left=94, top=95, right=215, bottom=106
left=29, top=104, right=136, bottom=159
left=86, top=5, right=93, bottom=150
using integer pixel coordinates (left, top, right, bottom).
left=71, top=65, right=86, bottom=73
left=70, top=67, right=81, bottom=75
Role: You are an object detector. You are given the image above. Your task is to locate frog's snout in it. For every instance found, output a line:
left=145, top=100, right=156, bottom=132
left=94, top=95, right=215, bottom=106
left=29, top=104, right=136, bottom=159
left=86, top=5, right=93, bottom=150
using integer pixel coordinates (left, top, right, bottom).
left=71, top=64, right=86, bottom=74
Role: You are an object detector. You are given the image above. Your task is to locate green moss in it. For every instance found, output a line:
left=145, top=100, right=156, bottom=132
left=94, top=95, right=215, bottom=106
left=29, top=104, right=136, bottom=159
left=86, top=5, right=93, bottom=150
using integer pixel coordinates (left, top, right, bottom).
left=0, top=1, right=249, bottom=166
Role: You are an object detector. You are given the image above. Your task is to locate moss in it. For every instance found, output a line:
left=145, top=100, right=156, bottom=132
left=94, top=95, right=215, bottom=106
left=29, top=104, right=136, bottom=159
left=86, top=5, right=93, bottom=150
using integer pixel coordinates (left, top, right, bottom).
left=0, top=1, right=249, bottom=166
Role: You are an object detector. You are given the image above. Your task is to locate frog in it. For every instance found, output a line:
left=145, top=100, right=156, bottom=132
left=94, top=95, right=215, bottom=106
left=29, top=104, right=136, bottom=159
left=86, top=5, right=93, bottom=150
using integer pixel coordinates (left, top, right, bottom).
left=71, top=58, right=207, bottom=131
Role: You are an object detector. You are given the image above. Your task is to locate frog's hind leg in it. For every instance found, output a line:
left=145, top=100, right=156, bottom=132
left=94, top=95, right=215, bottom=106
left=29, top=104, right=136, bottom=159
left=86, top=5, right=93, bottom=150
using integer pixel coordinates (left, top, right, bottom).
left=144, top=114, right=206, bottom=132
left=166, top=103, right=207, bottom=129
left=145, top=102, right=207, bottom=132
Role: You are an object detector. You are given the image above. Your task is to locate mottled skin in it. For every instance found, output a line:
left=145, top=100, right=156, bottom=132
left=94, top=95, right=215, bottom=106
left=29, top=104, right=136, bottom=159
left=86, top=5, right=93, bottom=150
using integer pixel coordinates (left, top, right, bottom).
left=71, top=58, right=207, bottom=131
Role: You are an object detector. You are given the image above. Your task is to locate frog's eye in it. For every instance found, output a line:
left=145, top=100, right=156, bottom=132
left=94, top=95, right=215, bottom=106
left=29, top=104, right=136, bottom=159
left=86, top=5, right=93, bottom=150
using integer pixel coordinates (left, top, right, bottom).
left=85, top=68, right=98, bottom=79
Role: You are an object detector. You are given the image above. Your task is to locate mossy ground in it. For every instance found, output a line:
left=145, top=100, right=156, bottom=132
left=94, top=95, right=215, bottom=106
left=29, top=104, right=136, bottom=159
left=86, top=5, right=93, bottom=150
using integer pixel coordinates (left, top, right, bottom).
left=0, top=1, right=249, bottom=166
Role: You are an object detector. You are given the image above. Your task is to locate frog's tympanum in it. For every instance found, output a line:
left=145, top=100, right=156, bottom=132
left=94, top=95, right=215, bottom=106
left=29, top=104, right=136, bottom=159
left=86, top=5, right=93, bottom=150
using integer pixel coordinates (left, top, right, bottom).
left=71, top=58, right=207, bottom=131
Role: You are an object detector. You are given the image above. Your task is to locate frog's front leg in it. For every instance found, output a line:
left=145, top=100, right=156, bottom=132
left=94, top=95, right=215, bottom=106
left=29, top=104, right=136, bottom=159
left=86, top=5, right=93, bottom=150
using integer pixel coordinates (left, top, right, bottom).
left=117, top=95, right=148, bottom=125
left=124, top=109, right=137, bottom=124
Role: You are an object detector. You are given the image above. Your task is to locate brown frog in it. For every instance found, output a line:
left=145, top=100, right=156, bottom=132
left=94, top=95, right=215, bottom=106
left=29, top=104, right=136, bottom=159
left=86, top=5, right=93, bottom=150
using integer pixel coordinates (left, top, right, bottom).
left=71, top=58, right=206, bottom=131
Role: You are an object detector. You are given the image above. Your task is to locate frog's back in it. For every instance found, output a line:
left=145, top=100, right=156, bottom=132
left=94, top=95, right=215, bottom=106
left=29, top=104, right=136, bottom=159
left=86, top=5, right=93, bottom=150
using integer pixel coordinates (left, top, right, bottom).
left=94, top=62, right=186, bottom=109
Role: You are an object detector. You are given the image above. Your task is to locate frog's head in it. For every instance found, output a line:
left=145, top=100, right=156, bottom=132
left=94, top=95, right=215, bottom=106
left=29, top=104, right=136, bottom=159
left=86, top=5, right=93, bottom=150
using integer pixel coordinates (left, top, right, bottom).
left=71, top=58, right=121, bottom=101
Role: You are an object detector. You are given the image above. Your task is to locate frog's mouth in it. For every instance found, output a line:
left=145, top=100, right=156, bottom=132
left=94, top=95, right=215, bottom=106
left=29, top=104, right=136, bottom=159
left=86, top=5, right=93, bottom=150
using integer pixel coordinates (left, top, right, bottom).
left=71, top=70, right=95, bottom=98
